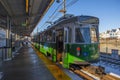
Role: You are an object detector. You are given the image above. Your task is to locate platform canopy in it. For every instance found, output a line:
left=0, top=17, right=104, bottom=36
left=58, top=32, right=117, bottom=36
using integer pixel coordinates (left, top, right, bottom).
left=0, top=0, right=54, bottom=36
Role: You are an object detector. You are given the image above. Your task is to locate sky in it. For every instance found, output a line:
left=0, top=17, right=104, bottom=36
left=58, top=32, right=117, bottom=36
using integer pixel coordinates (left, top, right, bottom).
left=32, top=0, right=120, bottom=35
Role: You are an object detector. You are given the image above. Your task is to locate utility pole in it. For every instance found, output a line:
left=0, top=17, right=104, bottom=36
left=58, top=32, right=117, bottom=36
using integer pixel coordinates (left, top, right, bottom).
left=63, top=0, right=66, bottom=16
left=59, top=0, right=66, bottom=16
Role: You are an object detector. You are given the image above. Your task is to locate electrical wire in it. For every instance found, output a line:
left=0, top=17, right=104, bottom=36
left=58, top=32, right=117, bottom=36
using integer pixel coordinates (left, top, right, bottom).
left=50, top=0, right=78, bottom=22
left=39, top=0, right=79, bottom=32
left=38, top=2, right=64, bottom=31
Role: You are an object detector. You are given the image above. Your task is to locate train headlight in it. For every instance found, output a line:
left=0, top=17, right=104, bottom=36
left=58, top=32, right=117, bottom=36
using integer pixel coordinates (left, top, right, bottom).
left=76, top=47, right=81, bottom=56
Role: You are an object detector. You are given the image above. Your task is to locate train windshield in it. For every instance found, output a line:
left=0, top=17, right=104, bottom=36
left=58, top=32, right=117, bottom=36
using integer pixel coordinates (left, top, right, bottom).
left=75, top=27, right=98, bottom=43
left=75, top=28, right=89, bottom=43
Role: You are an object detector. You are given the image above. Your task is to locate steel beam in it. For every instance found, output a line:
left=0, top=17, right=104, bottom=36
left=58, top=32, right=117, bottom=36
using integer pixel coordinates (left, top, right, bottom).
left=0, top=0, right=13, bottom=16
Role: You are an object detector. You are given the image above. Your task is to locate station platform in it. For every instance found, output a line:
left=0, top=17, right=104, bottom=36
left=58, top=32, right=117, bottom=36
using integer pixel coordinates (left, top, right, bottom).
left=1, top=44, right=71, bottom=80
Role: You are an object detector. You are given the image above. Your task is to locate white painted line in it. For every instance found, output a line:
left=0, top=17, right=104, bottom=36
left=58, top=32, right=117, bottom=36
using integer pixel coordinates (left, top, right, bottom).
left=109, top=72, right=120, bottom=78
left=81, top=70, right=100, bottom=80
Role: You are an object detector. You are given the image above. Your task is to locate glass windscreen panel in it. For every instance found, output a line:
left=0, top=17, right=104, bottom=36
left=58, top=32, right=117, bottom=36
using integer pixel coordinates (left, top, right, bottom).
left=75, top=28, right=85, bottom=43
left=80, top=28, right=91, bottom=43
left=75, top=27, right=98, bottom=43
left=90, top=27, right=98, bottom=43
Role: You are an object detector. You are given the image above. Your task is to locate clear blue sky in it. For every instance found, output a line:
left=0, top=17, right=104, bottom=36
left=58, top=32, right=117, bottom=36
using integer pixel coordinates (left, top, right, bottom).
left=32, top=0, right=120, bottom=35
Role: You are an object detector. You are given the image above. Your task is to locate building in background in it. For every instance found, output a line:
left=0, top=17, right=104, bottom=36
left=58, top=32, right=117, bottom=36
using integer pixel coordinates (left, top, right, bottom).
left=100, top=28, right=120, bottom=39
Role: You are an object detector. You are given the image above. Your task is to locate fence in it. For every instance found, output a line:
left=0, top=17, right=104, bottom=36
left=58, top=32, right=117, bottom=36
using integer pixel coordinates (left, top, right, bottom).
left=100, top=41, right=120, bottom=55
left=100, top=47, right=120, bottom=55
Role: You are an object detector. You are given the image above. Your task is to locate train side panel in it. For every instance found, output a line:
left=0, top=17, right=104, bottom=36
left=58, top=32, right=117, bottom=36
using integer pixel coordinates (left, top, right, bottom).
left=39, top=42, right=57, bottom=62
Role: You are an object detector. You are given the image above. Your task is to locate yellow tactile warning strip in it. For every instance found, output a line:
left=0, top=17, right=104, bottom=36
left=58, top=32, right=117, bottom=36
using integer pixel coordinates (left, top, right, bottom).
left=32, top=46, right=71, bottom=80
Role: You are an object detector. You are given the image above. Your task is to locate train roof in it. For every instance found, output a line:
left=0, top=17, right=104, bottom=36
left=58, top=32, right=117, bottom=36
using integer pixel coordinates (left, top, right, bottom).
left=52, top=15, right=99, bottom=26
left=41, top=15, right=99, bottom=32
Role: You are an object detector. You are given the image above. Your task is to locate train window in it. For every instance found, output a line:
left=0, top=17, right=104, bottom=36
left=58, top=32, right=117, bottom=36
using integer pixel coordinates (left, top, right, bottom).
left=44, top=35, right=46, bottom=42
left=47, top=35, right=51, bottom=42
left=41, top=34, right=43, bottom=42
left=64, top=30, right=67, bottom=42
left=75, top=28, right=84, bottom=43
left=47, top=31, right=52, bottom=42
left=80, top=28, right=91, bottom=43
left=52, top=30, right=56, bottom=42
left=68, top=28, right=72, bottom=42
left=90, top=28, right=98, bottom=43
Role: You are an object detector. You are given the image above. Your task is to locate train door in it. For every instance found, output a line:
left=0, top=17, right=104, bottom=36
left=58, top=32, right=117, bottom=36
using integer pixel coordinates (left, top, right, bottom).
left=56, top=29, right=64, bottom=63
left=63, top=27, right=69, bottom=68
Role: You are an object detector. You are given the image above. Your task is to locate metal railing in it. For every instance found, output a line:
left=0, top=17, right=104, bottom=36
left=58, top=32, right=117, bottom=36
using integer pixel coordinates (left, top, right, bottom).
left=100, top=47, right=120, bottom=55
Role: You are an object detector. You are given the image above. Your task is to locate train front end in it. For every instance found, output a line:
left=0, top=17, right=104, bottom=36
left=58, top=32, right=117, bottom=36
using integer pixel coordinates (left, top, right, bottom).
left=63, top=16, right=99, bottom=68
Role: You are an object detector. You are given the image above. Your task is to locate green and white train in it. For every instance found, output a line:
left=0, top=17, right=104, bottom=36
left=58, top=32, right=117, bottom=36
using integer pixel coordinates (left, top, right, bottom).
left=34, top=14, right=99, bottom=68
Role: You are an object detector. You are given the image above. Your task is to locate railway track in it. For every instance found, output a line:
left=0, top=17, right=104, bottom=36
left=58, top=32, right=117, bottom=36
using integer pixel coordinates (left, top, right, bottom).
left=69, top=64, right=120, bottom=80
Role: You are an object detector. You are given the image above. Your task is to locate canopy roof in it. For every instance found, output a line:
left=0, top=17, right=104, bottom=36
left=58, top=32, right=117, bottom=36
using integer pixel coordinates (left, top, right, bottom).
left=0, top=0, right=54, bottom=36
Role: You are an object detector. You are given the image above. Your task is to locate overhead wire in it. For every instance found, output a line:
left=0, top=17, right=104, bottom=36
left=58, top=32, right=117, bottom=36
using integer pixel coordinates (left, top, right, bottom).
left=66, top=0, right=78, bottom=8
left=38, top=2, right=64, bottom=31
left=50, top=0, right=78, bottom=22
left=39, top=0, right=79, bottom=32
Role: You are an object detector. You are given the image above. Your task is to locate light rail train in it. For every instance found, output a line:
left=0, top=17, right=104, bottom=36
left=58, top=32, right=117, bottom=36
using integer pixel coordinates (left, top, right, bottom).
left=33, top=14, right=99, bottom=68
